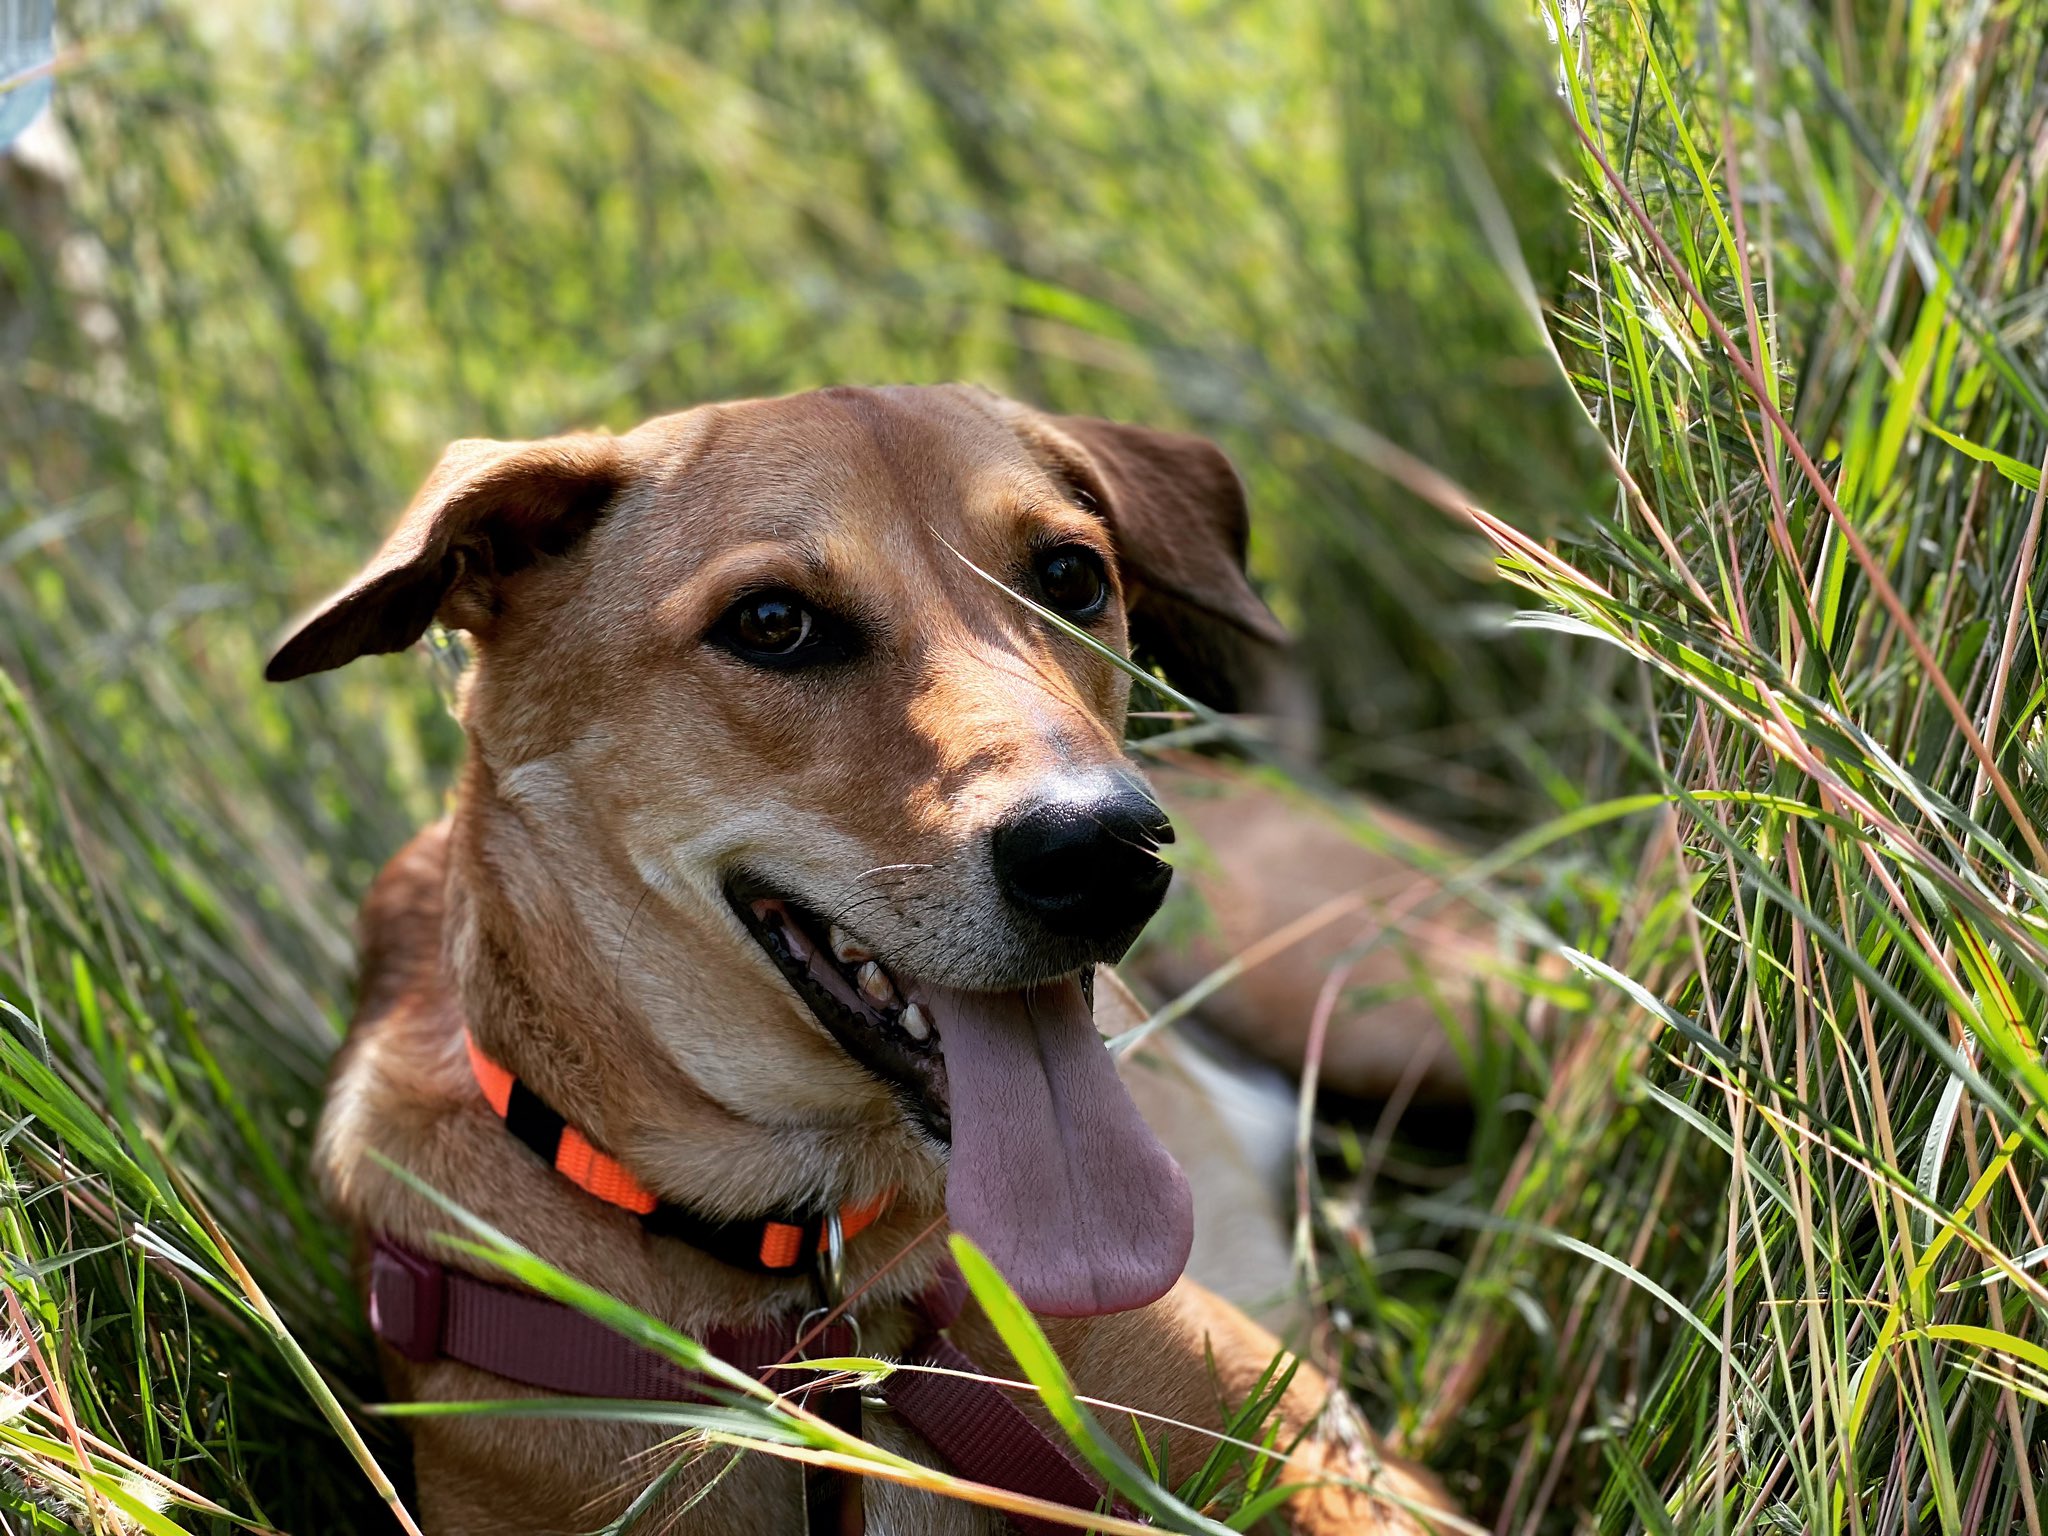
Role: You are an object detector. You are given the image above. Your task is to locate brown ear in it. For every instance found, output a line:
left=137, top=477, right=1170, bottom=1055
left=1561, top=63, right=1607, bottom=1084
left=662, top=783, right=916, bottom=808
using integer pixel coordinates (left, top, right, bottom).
left=1040, top=413, right=1297, bottom=718
left=265, top=433, right=623, bottom=682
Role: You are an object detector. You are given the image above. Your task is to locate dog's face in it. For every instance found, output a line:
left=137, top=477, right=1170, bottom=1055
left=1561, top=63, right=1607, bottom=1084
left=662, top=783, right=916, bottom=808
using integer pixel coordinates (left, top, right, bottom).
left=272, top=384, right=1287, bottom=1315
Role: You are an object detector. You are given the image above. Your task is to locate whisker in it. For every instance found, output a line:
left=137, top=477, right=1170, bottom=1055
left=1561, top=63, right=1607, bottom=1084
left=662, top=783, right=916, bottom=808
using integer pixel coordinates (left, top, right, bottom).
left=611, top=884, right=656, bottom=1000
left=854, top=862, right=932, bottom=883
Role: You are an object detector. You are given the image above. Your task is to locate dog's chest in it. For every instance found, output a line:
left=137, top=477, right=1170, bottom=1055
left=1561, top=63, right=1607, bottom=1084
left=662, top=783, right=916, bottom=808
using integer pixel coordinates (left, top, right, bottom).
left=690, top=1410, right=1007, bottom=1534
left=404, top=1360, right=1007, bottom=1534
left=665, top=1408, right=1006, bottom=1534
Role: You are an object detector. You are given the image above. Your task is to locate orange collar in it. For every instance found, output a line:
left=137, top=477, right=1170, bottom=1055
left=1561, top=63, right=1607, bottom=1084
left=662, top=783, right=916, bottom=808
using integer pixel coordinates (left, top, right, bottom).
left=464, top=1031, right=890, bottom=1276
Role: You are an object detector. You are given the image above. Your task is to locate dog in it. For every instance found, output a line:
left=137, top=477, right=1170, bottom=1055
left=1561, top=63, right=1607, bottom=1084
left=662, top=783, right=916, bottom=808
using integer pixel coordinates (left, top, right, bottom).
left=273, top=384, right=1458, bottom=1534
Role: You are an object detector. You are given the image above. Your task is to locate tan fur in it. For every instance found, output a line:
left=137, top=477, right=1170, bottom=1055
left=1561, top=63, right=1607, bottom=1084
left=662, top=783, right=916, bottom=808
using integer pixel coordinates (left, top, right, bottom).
left=298, top=386, right=1459, bottom=1534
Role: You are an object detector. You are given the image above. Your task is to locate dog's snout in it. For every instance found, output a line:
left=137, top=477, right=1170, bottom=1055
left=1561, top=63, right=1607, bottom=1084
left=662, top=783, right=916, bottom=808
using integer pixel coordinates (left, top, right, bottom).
left=991, top=775, right=1174, bottom=941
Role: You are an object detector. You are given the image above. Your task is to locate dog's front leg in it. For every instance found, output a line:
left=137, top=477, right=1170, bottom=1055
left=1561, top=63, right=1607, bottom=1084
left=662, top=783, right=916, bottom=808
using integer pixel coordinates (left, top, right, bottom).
left=951, top=1285, right=1456, bottom=1536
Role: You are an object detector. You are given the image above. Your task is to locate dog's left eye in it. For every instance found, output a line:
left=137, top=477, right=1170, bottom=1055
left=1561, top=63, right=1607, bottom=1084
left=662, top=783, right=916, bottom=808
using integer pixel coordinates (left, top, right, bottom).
left=713, top=591, right=841, bottom=668
left=1032, top=545, right=1110, bottom=619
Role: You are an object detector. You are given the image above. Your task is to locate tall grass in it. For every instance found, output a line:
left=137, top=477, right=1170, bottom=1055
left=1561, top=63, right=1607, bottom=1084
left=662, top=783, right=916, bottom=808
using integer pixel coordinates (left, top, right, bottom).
left=0, top=0, right=2043, bottom=1532
left=1390, top=6, right=2048, bottom=1530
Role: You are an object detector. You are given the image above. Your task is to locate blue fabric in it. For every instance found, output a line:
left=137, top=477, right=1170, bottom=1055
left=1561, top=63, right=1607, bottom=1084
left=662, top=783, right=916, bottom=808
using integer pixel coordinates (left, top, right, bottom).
left=0, top=0, right=54, bottom=152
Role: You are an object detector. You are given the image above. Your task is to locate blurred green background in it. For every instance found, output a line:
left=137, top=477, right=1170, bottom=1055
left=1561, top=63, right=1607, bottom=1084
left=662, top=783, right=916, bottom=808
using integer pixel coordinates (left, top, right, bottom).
left=8, top=0, right=1601, bottom=841
left=2, top=5, right=1601, bottom=1525
left=4, top=1, right=2046, bottom=1533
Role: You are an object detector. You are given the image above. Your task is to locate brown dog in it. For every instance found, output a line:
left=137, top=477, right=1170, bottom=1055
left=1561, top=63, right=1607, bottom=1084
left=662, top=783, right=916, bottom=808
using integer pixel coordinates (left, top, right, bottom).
left=275, top=385, right=1456, bottom=1534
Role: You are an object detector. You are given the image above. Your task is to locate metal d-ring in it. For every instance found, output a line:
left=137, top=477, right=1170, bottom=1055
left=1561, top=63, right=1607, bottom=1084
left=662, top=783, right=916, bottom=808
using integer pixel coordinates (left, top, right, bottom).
left=794, top=1304, right=863, bottom=1359
left=796, top=1210, right=859, bottom=1359
left=820, top=1209, right=847, bottom=1306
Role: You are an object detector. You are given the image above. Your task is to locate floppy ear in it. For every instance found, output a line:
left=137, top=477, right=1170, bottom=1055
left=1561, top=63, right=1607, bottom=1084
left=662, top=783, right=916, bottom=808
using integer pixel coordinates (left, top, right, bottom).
left=1039, top=413, right=1301, bottom=721
left=265, top=433, right=624, bottom=682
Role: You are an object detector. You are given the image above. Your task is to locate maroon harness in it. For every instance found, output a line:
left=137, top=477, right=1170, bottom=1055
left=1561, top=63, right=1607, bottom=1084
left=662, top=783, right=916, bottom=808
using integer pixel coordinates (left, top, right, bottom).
left=368, top=1044, right=1135, bottom=1534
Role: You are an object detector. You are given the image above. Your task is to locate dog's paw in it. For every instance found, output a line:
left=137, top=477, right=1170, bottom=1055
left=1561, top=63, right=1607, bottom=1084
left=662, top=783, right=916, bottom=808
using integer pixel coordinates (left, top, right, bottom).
left=1278, top=1399, right=1461, bottom=1535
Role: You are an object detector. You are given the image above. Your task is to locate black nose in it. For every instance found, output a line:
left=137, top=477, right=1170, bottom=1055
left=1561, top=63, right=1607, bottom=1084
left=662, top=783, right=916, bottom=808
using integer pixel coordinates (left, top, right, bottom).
left=991, top=775, right=1175, bottom=941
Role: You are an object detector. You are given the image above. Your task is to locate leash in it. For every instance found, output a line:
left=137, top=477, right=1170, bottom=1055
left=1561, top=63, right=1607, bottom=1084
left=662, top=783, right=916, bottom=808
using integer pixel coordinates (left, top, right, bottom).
left=798, top=1212, right=866, bottom=1536
left=367, top=1034, right=1133, bottom=1534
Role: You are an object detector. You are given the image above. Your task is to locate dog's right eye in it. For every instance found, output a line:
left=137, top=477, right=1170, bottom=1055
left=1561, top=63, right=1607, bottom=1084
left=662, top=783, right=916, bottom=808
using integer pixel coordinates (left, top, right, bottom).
left=733, top=595, right=810, bottom=653
left=712, top=591, right=847, bottom=669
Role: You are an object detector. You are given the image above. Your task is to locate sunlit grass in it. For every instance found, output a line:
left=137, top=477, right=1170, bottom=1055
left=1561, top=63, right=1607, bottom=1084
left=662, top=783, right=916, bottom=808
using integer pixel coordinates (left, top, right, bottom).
left=1, top=0, right=2044, bottom=1531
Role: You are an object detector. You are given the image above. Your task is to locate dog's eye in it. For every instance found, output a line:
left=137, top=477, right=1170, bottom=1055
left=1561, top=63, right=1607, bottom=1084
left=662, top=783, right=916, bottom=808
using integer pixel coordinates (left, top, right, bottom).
left=736, top=596, right=810, bottom=652
left=717, top=592, right=823, bottom=663
left=1033, top=545, right=1110, bottom=619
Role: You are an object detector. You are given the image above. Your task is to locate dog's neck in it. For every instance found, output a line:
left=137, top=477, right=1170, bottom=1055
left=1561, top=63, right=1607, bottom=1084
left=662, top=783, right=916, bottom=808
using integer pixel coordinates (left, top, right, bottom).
left=438, top=755, right=943, bottom=1229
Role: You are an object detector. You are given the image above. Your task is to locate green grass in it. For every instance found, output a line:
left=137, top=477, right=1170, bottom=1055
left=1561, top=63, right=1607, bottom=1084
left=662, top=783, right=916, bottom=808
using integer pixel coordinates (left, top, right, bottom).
left=1, top=0, right=2045, bottom=1531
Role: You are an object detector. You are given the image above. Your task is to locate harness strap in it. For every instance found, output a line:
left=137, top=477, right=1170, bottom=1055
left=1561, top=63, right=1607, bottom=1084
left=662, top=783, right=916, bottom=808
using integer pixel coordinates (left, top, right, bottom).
left=883, top=1332, right=1114, bottom=1528
left=370, top=1238, right=853, bottom=1390
left=369, top=1238, right=1125, bottom=1534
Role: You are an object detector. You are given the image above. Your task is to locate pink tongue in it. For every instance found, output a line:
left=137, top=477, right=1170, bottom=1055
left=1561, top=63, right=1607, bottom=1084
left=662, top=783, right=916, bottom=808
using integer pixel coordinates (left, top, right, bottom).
left=929, top=976, right=1193, bottom=1317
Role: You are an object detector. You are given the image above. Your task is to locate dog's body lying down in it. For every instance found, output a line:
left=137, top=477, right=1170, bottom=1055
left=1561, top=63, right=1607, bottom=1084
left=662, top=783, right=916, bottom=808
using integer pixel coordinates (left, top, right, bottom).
left=1137, top=756, right=1502, bottom=1106
left=283, top=384, right=1458, bottom=1533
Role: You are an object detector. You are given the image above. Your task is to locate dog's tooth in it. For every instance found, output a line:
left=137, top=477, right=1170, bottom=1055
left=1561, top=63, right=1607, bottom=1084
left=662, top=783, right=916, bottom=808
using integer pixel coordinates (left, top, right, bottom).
left=830, top=927, right=872, bottom=965
left=899, top=1002, right=932, bottom=1041
left=857, top=961, right=897, bottom=1006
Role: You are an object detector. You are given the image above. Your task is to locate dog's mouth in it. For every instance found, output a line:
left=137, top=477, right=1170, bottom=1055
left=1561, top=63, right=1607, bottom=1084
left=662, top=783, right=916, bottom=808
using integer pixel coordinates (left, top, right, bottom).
left=728, top=886, right=1194, bottom=1318
left=735, top=892, right=957, bottom=1142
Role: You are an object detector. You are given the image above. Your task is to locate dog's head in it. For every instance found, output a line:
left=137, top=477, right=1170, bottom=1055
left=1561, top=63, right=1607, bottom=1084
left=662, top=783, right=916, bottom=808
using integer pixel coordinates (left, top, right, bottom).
left=271, top=385, right=1286, bottom=1315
